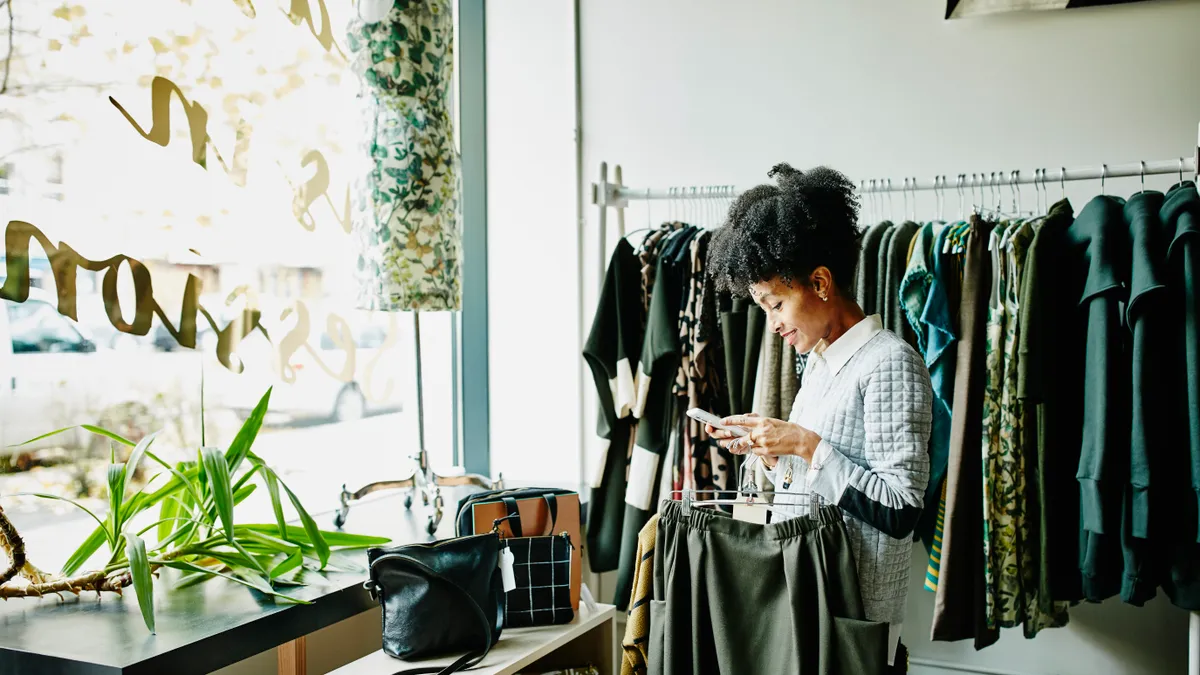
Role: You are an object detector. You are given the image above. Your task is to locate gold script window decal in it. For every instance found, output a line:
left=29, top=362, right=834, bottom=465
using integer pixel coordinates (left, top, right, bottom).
left=0, top=0, right=406, bottom=431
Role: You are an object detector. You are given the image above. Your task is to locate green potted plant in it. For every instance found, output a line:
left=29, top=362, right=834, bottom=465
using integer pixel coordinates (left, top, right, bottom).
left=0, top=388, right=388, bottom=633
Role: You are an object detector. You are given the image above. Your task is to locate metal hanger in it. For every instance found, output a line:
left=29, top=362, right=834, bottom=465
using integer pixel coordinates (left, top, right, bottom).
left=887, top=179, right=895, bottom=222
left=907, top=174, right=916, bottom=219
left=1012, top=170, right=1021, bottom=214
left=977, top=172, right=987, bottom=216
left=958, top=174, right=966, bottom=221
left=1100, top=164, right=1108, bottom=196
left=1033, top=168, right=1043, bottom=214
left=942, top=175, right=950, bottom=222
left=930, top=176, right=938, bottom=222
left=1060, top=167, right=1067, bottom=201
left=1003, top=171, right=1035, bottom=251
left=1140, top=161, right=1147, bottom=194
left=675, top=454, right=825, bottom=519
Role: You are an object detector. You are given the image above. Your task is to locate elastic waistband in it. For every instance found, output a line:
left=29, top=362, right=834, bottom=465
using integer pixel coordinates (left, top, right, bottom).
left=658, top=500, right=844, bottom=542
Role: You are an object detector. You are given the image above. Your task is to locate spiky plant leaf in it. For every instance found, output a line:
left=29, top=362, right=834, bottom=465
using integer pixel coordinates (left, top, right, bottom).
left=226, top=388, right=271, bottom=475
left=82, top=425, right=135, bottom=447
left=17, top=493, right=110, bottom=544
left=157, top=496, right=181, bottom=544
left=200, top=447, right=235, bottom=543
left=157, top=561, right=309, bottom=604
left=9, top=426, right=79, bottom=448
left=282, top=482, right=328, bottom=568
left=125, top=532, right=155, bottom=633
left=270, top=552, right=303, bottom=579
left=62, top=525, right=108, bottom=576
left=260, top=465, right=289, bottom=544
left=237, top=524, right=389, bottom=548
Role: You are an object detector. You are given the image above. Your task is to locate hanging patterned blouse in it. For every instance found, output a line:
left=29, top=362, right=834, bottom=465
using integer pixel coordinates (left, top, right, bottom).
left=981, top=218, right=1068, bottom=636
left=346, top=0, right=462, bottom=311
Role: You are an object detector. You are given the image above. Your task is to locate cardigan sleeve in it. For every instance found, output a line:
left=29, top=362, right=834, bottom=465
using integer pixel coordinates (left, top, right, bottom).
left=807, top=348, right=933, bottom=539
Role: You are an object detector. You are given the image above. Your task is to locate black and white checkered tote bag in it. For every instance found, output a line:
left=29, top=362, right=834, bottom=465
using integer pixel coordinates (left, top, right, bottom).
left=502, top=533, right=575, bottom=628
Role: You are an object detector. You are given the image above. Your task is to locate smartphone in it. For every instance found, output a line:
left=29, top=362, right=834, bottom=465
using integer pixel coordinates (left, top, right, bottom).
left=686, top=408, right=749, bottom=437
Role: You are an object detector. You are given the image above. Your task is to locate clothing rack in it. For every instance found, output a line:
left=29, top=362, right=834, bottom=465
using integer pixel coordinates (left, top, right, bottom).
left=596, top=158, right=1198, bottom=204
left=590, top=122, right=1200, bottom=675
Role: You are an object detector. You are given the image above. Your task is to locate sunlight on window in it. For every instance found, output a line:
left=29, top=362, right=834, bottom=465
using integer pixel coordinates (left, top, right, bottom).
left=0, top=0, right=457, bottom=544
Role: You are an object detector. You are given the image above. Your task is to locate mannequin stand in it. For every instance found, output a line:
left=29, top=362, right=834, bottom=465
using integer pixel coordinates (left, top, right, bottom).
left=334, top=310, right=498, bottom=535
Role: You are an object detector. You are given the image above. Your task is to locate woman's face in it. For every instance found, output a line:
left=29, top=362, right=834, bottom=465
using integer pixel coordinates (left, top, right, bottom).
left=749, top=275, right=831, bottom=354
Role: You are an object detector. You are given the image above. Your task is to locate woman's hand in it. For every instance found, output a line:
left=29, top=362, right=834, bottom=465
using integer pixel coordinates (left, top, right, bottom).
left=707, top=414, right=822, bottom=464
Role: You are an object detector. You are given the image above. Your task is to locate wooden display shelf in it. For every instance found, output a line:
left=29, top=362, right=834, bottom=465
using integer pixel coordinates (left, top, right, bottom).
left=329, top=604, right=618, bottom=675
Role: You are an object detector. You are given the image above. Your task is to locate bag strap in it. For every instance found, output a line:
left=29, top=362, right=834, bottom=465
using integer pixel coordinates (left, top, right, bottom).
left=501, top=497, right=522, bottom=538
left=383, top=554, right=496, bottom=675
left=499, top=494, right=561, bottom=538
left=542, top=494, right=559, bottom=535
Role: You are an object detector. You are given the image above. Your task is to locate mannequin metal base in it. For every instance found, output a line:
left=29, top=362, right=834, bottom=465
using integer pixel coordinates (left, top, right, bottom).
left=335, top=466, right=500, bottom=535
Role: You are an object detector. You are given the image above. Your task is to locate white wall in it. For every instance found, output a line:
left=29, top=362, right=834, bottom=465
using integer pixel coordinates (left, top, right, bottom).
left=570, top=0, right=1200, bottom=673
left=486, top=0, right=581, bottom=485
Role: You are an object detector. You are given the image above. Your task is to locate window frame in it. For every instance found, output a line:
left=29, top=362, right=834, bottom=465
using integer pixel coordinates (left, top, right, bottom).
left=457, top=0, right=489, bottom=476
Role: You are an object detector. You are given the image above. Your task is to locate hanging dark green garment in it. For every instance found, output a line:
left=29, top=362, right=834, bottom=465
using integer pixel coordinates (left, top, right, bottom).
left=584, top=240, right=644, bottom=573
left=720, top=295, right=765, bottom=416
left=884, top=221, right=922, bottom=343
left=1066, top=196, right=1129, bottom=603
left=1123, top=191, right=1172, bottom=607
left=1164, top=183, right=1200, bottom=542
left=1160, top=181, right=1200, bottom=611
left=875, top=225, right=897, bottom=317
left=857, top=222, right=894, bottom=314
left=1017, top=199, right=1083, bottom=605
left=1014, top=201, right=1078, bottom=624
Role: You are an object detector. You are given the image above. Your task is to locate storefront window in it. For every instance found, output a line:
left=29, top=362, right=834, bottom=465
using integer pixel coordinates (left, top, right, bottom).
left=0, top=0, right=460, bottom=541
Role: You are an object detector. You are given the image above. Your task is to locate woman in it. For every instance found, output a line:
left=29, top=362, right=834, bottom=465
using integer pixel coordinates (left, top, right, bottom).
left=705, top=164, right=932, bottom=673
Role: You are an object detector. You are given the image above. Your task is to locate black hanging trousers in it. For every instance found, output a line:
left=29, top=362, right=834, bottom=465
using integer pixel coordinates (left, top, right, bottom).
left=648, top=501, right=889, bottom=674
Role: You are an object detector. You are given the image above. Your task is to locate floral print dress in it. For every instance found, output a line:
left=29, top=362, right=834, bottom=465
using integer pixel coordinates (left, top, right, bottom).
left=346, top=0, right=462, bottom=311
left=981, top=219, right=1068, bottom=636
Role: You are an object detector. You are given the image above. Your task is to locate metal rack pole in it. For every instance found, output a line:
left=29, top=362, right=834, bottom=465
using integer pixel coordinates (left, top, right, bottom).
left=598, top=158, right=1197, bottom=203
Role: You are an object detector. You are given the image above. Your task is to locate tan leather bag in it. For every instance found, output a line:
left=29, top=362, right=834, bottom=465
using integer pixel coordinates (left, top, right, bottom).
left=456, top=489, right=581, bottom=610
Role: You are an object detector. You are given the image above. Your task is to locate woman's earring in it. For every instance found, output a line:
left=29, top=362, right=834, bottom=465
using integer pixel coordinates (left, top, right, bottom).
left=820, top=293, right=828, bottom=302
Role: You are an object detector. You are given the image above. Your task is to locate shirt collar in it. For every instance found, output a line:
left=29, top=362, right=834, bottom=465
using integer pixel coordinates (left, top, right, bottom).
left=812, top=314, right=883, bottom=376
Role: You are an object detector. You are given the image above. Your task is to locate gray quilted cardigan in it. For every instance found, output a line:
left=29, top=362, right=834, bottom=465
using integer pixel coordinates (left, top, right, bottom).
left=767, top=323, right=932, bottom=627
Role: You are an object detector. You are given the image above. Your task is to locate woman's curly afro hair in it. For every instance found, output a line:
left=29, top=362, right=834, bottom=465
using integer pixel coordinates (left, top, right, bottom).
left=708, top=163, right=861, bottom=298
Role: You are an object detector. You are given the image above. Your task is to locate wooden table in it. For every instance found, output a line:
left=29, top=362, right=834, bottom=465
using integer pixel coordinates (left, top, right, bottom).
left=0, top=492, right=461, bottom=675
left=330, top=604, right=618, bottom=675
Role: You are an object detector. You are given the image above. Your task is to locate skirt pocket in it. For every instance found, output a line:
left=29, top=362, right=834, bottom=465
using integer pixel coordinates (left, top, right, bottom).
left=831, top=616, right=889, bottom=675
left=647, top=600, right=667, bottom=675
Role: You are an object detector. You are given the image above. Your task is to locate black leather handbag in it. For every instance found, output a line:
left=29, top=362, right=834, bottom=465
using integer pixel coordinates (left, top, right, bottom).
left=365, top=532, right=505, bottom=675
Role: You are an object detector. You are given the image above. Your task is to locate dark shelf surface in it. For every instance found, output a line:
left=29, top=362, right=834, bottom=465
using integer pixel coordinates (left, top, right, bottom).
left=0, top=489, right=461, bottom=675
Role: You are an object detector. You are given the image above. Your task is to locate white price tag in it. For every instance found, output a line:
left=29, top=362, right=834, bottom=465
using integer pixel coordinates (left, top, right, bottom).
left=499, top=546, right=516, bottom=592
left=580, top=582, right=600, bottom=614
left=732, top=503, right=770, bottom=524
